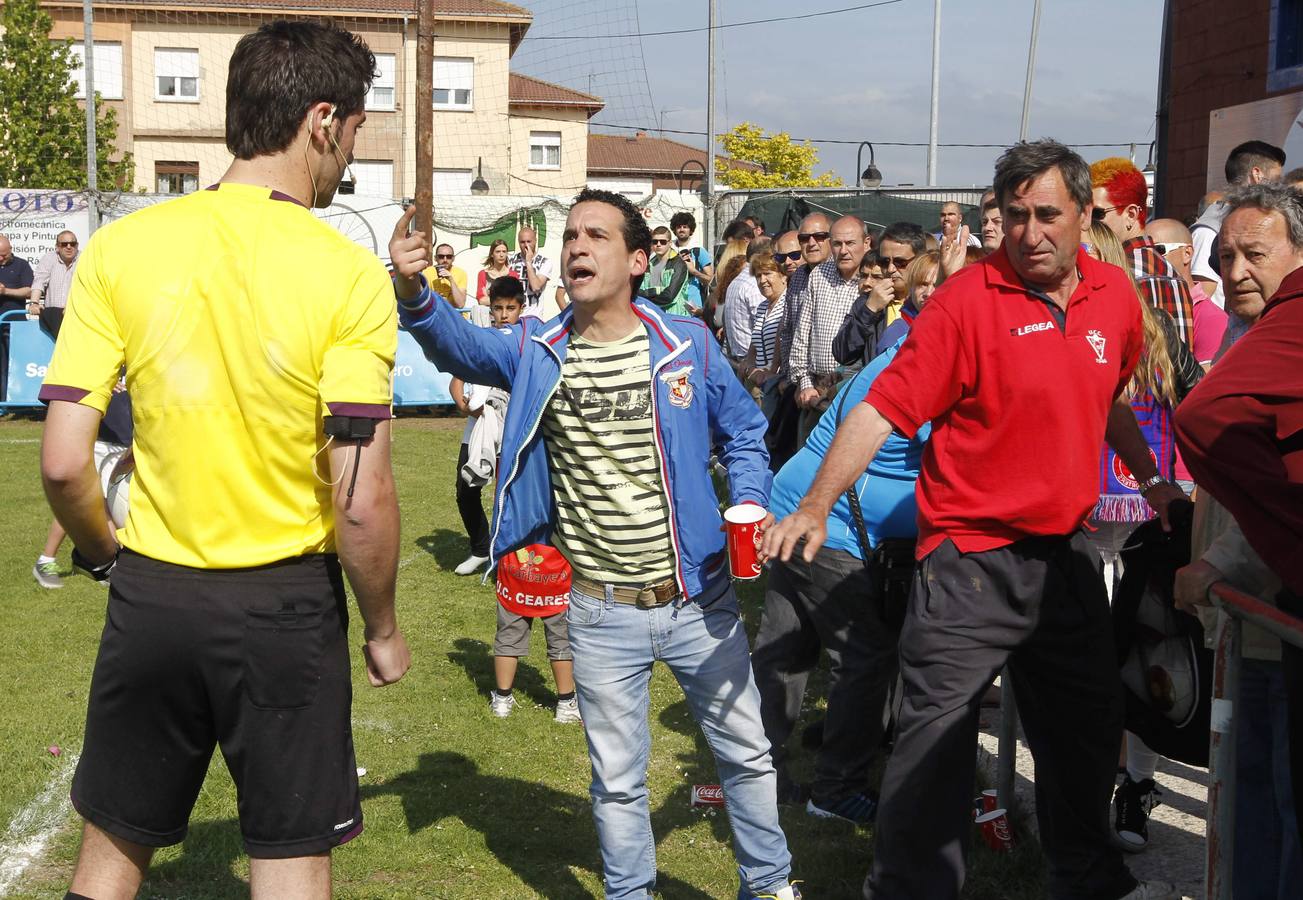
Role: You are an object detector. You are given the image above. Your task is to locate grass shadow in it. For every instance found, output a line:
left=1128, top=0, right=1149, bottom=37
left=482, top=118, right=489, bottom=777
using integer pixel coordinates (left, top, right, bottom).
left=414, top=528, right=472, bottom=573
left=447, top=635, right=556, bottom=708
left=364, top=751, right=716, bottom=899
left=137, top=819, right=247, bottom=899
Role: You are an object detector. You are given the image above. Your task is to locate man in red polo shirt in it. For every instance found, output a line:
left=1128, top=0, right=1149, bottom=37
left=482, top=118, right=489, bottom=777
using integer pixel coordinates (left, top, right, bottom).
left=765, top=140, right=1184, bottom=900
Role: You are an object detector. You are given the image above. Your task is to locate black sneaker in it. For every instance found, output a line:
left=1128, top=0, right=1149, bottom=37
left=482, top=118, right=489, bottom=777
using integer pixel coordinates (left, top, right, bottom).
left=1113, top=775, right=1161, bottom=851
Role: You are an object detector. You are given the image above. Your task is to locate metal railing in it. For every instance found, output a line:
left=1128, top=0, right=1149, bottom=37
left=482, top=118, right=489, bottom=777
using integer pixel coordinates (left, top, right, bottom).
left=989, top=582, right=1303, bottom=900
left=1204, top=582, right=1303, bottom=900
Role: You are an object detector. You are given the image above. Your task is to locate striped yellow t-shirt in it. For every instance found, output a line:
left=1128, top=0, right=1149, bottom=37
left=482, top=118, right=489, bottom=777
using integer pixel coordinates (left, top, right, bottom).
left=541, top=327, right=675, bottom=584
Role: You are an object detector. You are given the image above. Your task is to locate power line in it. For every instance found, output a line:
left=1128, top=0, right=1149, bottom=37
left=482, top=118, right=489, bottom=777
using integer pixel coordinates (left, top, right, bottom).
left=594, top=122, right=1146, bottom=149
left=526, top=0, right=905, bottom=40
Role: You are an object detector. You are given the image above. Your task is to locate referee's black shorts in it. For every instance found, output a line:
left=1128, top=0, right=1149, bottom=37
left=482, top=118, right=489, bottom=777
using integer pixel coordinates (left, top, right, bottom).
left=71, top=549, right=362, bottom=858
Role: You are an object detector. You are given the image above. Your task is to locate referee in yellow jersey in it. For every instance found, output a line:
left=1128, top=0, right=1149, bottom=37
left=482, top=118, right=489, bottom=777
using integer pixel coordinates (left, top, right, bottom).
left=39, top=21, right=408, bottom=900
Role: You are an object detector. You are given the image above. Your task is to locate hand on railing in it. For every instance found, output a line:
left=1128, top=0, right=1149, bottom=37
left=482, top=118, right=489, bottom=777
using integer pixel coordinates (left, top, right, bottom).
left=1174, top=559, right=1225, bottom=615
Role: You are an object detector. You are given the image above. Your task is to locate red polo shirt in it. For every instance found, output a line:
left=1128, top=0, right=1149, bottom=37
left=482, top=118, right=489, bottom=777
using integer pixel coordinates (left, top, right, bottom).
left=866, top=245, right=1143, bottom=558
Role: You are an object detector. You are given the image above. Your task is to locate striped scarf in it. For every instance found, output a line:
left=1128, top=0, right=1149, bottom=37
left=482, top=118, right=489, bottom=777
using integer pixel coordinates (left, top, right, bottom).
left=1093, top=388, right=1174, bottom=522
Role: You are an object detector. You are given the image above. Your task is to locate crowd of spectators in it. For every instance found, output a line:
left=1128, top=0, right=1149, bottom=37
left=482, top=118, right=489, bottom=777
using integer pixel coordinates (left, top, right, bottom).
left=20, top=27, right=1303, bottom=894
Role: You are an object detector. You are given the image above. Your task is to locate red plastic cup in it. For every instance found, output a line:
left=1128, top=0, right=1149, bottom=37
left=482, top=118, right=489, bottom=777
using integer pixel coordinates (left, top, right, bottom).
left=723, top=504, right=767, bottom=580
left=975, top=808, right=1015, bottom=852
left=979, top=789, right=999, bottom=814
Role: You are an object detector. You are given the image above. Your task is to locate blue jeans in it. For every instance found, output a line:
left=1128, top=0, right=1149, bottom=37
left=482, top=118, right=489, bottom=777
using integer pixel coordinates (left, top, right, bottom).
left=567, top=581, right=793, bottom=900
left=1234, top=658, right=1303, bottom=900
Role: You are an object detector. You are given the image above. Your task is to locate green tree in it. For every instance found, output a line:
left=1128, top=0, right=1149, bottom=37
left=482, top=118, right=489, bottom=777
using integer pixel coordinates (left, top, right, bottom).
left=716, top=122, right=843, bottom=189
left=0, top=0, right=132, bottom=190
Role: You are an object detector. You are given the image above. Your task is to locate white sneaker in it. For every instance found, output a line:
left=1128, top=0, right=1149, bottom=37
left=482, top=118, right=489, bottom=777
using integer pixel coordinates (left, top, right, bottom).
left=1117, top=881, right=1178, bottom=900
left=489, top=692, right=516, bottom=718
left=454, top=554, right=489, bottom=576
left=554, top=695, right=582, bottom=724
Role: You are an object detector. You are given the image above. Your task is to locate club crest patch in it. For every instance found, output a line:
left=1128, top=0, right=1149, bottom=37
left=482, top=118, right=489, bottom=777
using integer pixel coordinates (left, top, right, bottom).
left=1085, top=329, right=1108, bottom=364
left=660, top=365, right=695, bottom=408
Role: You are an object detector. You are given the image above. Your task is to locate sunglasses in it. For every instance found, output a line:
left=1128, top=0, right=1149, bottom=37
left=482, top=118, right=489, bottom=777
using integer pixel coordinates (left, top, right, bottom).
left=878, top=255, right=912, bottom=270
left=772, top=250, right=802, bottom=263
left=651, top=238, right=669, bottom=246
left=798, top=231, right=831, bottom=243
left=435, top=253, right=454, bottom=260
left=1091, top=206, right=1119, bottom=223
left=1153, top=241, right=1191, bottom=255
left=58, top=240, right=79, bottom=247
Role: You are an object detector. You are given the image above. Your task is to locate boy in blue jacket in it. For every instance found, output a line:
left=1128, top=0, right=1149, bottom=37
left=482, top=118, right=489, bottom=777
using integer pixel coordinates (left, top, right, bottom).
left=390, top=189, right=798, bottom=900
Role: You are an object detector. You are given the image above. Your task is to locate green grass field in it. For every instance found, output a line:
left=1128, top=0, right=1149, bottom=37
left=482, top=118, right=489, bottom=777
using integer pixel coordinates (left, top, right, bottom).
left=0, top=416, right=1044, bottom=899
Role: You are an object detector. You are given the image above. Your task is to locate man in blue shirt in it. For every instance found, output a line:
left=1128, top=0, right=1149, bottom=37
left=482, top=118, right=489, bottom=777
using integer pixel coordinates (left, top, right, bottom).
left=754, top=335, right=928, bottom=824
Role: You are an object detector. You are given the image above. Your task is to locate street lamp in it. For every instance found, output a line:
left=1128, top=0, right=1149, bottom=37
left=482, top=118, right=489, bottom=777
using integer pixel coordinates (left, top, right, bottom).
left=1143, top=141, right=1157, bottom=174
left=856, top=142, right=882, bottom=188
left=676, top=159, right=706, bottom=195
left=470, top=157, right=490, bottom=195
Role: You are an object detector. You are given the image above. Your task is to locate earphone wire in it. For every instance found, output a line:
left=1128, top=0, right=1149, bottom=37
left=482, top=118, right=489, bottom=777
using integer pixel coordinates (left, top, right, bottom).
left=312, top=435, right=347, bottom=487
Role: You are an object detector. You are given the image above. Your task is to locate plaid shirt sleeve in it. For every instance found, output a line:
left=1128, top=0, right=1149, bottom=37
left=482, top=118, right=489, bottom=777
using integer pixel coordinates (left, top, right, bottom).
left=1126, top=237, right=1195, bottom=348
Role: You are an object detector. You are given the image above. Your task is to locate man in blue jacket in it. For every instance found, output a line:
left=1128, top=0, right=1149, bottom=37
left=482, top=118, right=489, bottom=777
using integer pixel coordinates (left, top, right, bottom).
left=389, top=188, right=797, bottom=900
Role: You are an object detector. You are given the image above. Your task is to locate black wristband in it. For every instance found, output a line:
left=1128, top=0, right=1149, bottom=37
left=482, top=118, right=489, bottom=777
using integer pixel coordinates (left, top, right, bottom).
left=71, top=547, right=117, bottom=582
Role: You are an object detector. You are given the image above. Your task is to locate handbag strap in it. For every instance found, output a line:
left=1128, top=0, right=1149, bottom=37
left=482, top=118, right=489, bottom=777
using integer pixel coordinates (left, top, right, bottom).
left=832, top=380, right=875, bottom=573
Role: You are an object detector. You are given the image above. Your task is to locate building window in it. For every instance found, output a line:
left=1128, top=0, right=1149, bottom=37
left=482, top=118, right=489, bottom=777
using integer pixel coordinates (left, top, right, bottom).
left=434, top=168, right=472, bottom=196
left=155, top=161, right=199, bottom=195
left=529, top=131, right=562, bottom=170
left=155, top=48, right=199, bottom=101
left=69, top=41, right=123, bottom=100
left=433, top=57, right=473, bottom=110
left=351, top=160, right=394, bottom=197
left=1269, top=0, right=1303, bottom=91
left=367, top=54, right=396, bottom=111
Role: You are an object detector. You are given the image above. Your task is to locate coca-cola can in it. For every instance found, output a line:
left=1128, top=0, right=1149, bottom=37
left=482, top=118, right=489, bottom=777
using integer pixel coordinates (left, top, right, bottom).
left=691, top=783, right=726, bottom=807
left=975, top=808, right=1015, bottom=852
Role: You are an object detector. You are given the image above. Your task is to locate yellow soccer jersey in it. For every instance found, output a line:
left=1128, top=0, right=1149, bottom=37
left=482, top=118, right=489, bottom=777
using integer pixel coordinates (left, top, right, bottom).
left=41, top=183, right=396, bottom=568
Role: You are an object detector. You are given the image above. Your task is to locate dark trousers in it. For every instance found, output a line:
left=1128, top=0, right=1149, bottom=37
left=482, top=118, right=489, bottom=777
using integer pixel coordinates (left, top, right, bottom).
left=0, top=298, right=23, bottom=399
left=455, top=442, right=489, bottom=557
left=1279, top=588, right=1303, bottom=858
left=752, top=547, right=900, bottom=804
left=765, top=383, right=800, bottom=473
left=865, top=532, right=1137, bottom=900
left=40, top=305, right=64, bottom=338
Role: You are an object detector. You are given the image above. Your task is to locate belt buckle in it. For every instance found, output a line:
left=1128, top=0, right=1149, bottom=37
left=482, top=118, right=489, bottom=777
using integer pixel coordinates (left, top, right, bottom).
left=637, top=579, right=678, bottom=609
left=635, top=587, right=661, bottom=609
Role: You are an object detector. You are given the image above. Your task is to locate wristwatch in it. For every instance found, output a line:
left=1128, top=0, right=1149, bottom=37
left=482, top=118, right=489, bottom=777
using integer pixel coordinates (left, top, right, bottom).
left=72, top=547, right=118, bottom=583
left=1137, top=474, right=1170, bottom=495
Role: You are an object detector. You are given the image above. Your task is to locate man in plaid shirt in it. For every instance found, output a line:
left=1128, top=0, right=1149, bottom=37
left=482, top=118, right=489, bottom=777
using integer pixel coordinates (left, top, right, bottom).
left=1091, top=157, right=1195, bottom=346
left=789, top=216, right=872, bottom=439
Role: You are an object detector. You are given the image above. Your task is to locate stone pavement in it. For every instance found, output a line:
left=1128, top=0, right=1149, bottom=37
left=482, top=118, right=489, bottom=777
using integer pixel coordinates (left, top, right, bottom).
left=977, top=700, right=1209, bottom=900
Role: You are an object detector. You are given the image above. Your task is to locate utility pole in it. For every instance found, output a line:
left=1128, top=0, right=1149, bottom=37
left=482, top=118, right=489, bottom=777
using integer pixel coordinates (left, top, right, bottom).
left=83, top=0, right=99, bottom=233
left=414, top=0, right=435, bottom=242
left=1019, top=0, right=1043, bottom=142
left=927, top=0, right=940, bottom=185
left=704, top=0, right=718, bottom=251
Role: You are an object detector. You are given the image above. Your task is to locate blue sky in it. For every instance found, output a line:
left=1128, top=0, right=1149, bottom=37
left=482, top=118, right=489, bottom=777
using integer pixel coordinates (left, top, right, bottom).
left=514, top=0, right=1165, bottom=189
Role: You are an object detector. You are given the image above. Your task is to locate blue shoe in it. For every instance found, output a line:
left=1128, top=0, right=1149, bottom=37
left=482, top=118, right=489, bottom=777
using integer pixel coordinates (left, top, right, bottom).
left=807, top=792, right=877, bottom=825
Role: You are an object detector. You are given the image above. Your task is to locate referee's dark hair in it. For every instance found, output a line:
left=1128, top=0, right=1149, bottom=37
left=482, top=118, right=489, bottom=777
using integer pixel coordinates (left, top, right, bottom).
left=226, top=20, right=376, bottom=160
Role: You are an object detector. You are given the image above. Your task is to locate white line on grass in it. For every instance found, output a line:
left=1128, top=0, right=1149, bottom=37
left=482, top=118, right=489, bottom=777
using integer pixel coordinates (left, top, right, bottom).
left=0, top=439, right=40, bottom=444
left=0, top=754, right=78, bottom=897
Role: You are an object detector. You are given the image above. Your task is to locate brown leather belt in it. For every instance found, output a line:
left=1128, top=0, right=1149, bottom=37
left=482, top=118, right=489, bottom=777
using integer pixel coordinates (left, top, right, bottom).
left=571, top=574, right=681, bottom=609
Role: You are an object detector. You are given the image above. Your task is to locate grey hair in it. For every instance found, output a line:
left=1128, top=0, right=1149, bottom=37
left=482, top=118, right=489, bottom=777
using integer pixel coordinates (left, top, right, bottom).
left=1223, top=182, right=1303, bottom=250
left=992, top=139, right=1092, bottom=212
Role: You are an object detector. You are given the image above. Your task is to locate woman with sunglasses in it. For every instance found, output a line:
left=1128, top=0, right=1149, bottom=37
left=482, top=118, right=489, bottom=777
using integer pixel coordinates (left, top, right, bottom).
left=475, top=239, right=513, bottom=304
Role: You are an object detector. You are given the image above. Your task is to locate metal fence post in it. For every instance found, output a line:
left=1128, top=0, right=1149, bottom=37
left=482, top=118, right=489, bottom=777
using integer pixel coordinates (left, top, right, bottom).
left=997, top=667, right=1019, bottom=810
left=1205, top=609, right=1241, bottom=900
